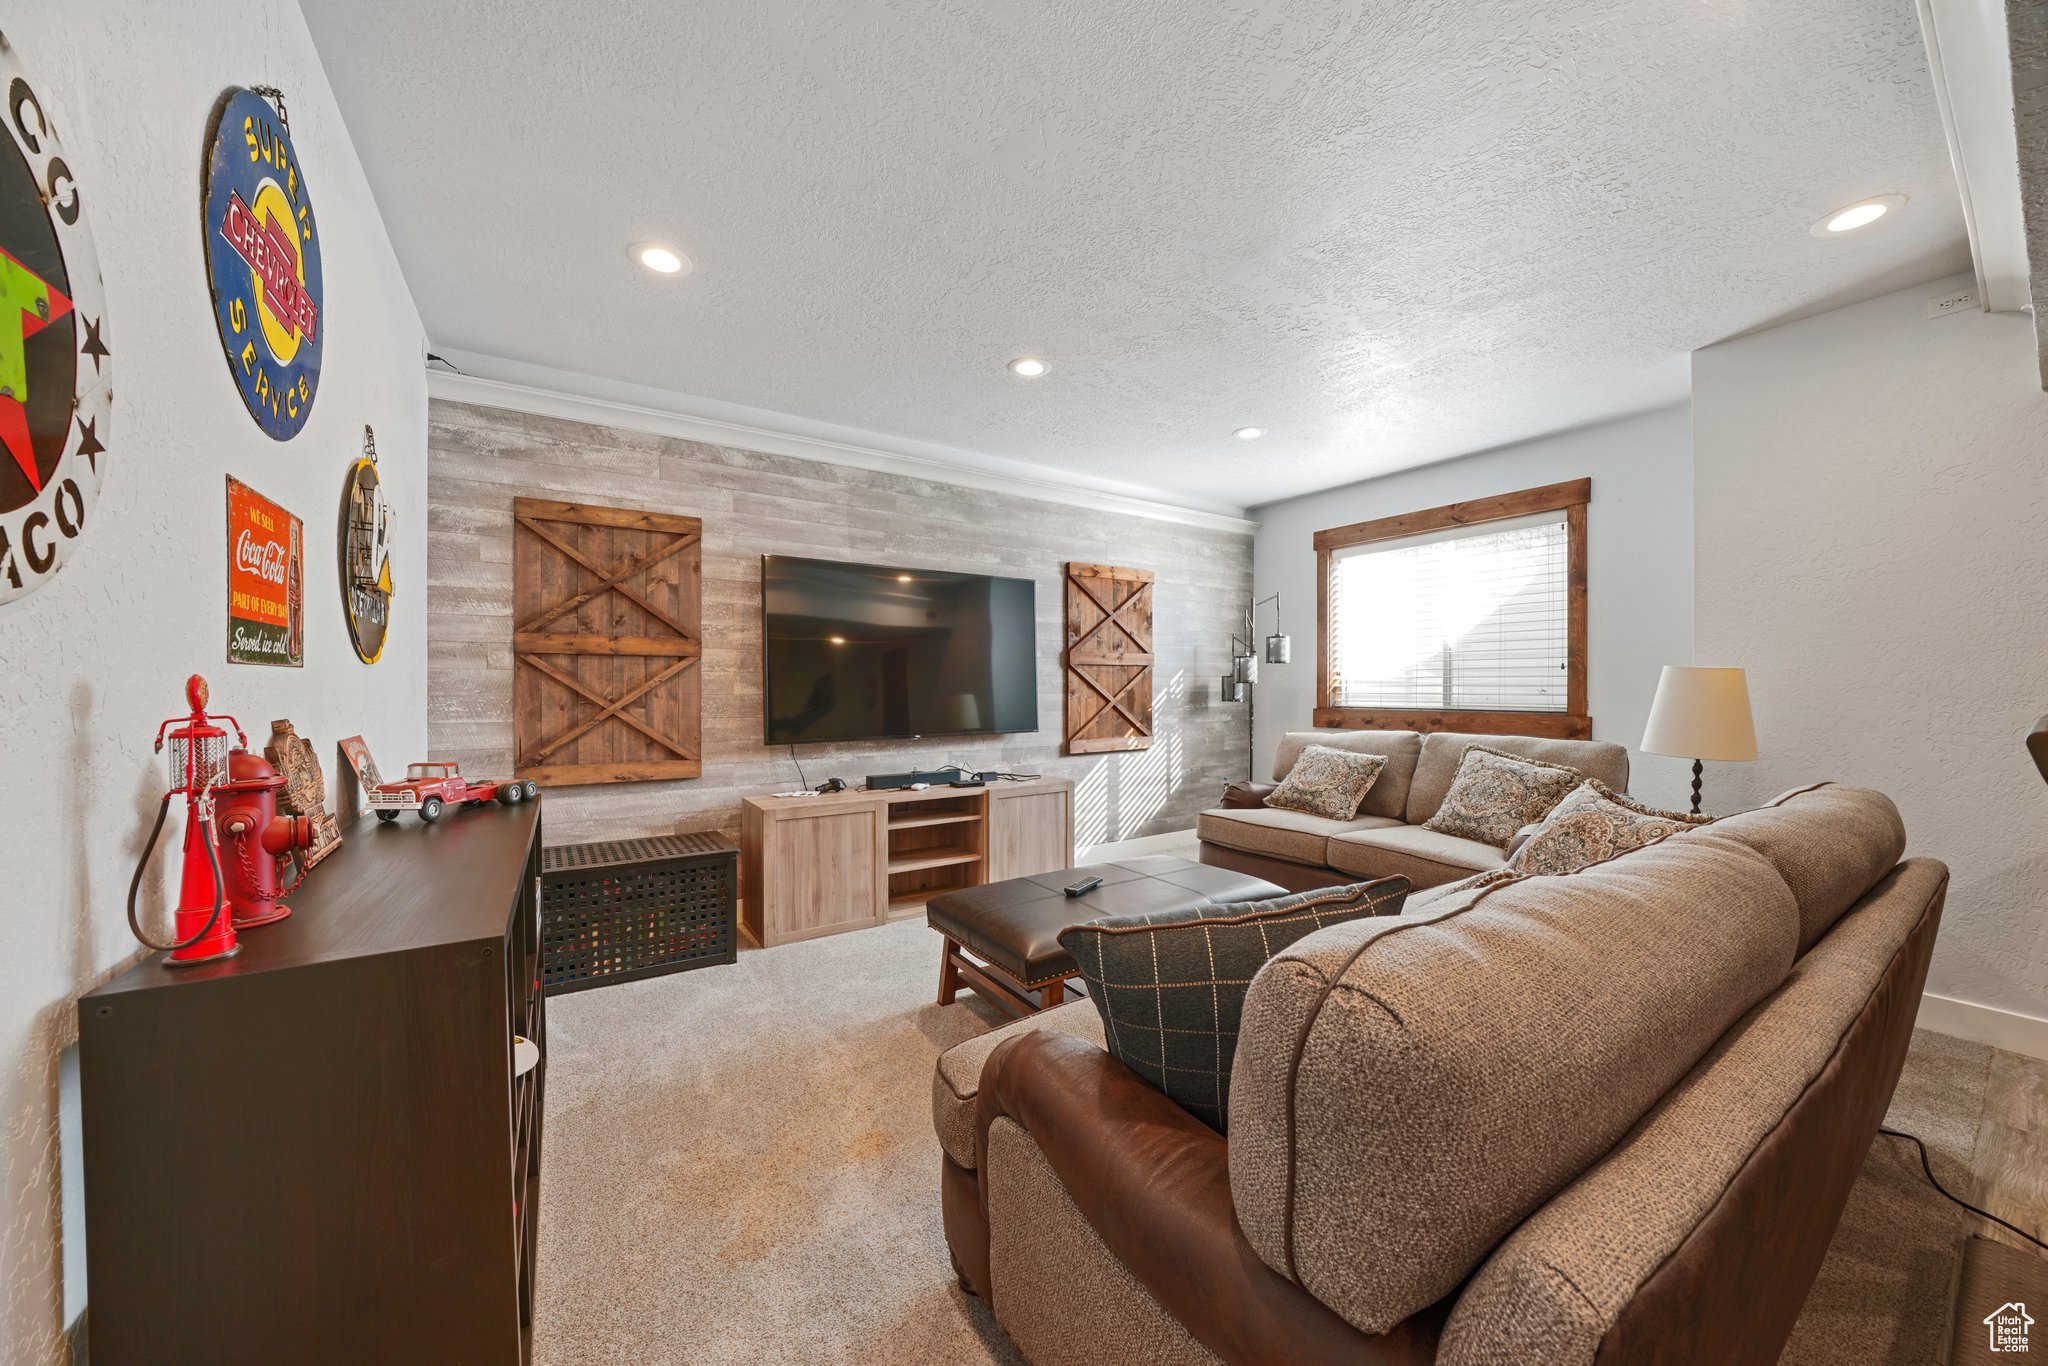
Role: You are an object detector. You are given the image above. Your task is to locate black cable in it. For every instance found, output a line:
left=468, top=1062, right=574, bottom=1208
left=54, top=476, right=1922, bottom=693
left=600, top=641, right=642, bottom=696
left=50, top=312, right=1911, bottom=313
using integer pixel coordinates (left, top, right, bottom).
left=126, top=794, right=226, bottom=954
left=1879, top=1127, right=2048, bottom=1252
left=788, top=743, right=810, bottom=790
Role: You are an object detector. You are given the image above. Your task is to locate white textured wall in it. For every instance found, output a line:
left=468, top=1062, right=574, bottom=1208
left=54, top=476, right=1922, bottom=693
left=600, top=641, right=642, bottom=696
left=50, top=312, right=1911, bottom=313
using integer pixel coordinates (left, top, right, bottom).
left=1248, top=405, right=1698, bottom=812
left=0, top=4, right=426, bottom=1358
left=1693, top=272, right=2048, bottom=1029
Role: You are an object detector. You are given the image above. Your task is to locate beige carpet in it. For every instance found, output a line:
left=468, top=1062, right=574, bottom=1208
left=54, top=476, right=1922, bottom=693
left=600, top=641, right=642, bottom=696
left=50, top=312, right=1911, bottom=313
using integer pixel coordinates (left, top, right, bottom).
left=535, top=916, right=1999, bottom=1364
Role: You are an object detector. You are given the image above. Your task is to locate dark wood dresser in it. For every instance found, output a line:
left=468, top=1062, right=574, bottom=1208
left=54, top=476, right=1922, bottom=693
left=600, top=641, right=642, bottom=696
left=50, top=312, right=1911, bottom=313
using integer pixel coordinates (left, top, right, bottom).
left=80, top=801, right=545, bottom=1365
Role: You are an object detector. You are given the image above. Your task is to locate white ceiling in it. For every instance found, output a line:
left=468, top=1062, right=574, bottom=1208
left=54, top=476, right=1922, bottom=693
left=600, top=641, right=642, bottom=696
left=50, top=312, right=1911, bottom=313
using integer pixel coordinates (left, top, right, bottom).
left=305, top=0, right=1971, bottom=515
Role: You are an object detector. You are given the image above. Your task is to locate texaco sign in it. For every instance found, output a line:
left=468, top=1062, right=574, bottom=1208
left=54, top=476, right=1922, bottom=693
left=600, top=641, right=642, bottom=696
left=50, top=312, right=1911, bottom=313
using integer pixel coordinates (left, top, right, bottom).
left=0, top=33, right=110, bottom=606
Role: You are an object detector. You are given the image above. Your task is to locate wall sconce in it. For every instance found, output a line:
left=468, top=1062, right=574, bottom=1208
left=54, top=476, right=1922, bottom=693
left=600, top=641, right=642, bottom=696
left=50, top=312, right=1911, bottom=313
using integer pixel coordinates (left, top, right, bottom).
left=1221, top=592, right=1289, bottom=777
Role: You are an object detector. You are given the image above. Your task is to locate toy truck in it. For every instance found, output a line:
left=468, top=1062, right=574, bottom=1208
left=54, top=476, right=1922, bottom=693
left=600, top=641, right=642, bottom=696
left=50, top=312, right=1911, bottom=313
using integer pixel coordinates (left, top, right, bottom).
left=367, top=761, right=539, bottom=824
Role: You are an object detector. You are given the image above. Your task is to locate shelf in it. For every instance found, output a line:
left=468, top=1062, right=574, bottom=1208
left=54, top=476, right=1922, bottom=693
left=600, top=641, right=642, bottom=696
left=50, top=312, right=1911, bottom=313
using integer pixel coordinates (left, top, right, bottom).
left=886, top=847, right=983, bottom=874
left=888, top=812, right=981, bottom=830
left=888, top=889, right=936, bottom=915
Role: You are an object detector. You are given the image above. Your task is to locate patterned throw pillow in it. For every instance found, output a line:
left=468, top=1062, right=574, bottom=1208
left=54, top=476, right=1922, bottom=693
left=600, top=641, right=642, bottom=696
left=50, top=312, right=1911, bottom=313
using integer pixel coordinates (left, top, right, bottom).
left=1058, top=878, right=1411, bottom=1131
left=1264, top=745, right=1389, bottom=821
left=1422, top=744, right=1583, bottom=848
left=1508, top=779, right=1712, bottom=877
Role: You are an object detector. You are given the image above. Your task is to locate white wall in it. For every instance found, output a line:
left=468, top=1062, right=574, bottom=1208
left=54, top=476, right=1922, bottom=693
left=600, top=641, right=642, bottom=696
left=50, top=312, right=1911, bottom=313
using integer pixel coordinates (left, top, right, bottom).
left=1249, top=405, right=1697, bottom=811
left=0, top=5, right=426, bottom=1358
left=1694, top=271, right=2048, bottom=1046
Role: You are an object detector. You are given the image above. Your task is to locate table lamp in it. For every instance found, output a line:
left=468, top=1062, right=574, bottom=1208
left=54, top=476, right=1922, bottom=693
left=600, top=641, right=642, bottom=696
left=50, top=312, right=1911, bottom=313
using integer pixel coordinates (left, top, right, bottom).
left=1640, top=666, right=1758, bottom=815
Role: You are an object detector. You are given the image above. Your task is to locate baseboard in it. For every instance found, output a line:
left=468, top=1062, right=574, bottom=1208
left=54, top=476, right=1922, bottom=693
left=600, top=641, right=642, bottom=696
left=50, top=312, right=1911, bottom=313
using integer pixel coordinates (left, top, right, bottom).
left=1917, top=991, right=2048, bottom=1061
left=1076, top=829, right=1198, bottom=862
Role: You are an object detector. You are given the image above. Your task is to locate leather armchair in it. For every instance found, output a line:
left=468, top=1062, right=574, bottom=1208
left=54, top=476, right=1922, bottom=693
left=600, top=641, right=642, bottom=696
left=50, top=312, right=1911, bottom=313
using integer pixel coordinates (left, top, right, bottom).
left=970, top=1029, right=1444, bottom=1365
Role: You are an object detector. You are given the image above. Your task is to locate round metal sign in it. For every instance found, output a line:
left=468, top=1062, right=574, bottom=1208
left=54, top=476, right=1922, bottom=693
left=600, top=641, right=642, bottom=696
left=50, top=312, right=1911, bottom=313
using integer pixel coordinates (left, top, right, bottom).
left=0, top=33, right=110, bottom=608
left=340, top=427, right=394, bottom=663
left=203, top=87, right=322, bottom=440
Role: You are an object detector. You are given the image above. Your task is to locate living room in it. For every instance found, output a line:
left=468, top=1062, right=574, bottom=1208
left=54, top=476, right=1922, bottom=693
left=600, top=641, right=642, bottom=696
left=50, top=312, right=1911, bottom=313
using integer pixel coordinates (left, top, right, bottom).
left=4, top=1, right=2047, bottom=1363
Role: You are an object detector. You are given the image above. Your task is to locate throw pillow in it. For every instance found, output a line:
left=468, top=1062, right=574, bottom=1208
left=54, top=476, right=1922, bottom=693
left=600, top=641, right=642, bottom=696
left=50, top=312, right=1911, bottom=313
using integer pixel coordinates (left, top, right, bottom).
left=1508, top=779, right=1712, bottom=877
left=1422, top=744, right=1583, bottom=848
left=1058, top=877, right=1411, bottom=1131
left=1264, top=744, right=1389, bottom=821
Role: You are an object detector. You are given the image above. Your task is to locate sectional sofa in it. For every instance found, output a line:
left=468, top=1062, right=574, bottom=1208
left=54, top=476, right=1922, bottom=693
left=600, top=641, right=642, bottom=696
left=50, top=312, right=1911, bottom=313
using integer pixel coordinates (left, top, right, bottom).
left=1197, top=729, right=1631, bottom=891
left=933, top=782, right=1939, bottom=1364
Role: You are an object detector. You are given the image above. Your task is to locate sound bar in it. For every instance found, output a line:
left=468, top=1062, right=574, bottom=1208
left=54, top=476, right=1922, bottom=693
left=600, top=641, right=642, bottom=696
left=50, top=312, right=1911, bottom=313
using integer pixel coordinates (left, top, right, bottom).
left=866, top=767, right=970, bottom=790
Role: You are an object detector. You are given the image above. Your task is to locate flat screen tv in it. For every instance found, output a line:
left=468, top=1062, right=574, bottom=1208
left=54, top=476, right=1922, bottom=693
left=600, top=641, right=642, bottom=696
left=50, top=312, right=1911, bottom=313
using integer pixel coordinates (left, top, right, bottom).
left=761, top=555, right=1038, bottom=745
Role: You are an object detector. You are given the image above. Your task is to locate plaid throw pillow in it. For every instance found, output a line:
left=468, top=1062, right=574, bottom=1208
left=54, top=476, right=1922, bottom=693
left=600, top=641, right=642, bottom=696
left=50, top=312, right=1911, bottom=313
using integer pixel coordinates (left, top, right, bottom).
left=1058, top=877, right=1411, bottom=1131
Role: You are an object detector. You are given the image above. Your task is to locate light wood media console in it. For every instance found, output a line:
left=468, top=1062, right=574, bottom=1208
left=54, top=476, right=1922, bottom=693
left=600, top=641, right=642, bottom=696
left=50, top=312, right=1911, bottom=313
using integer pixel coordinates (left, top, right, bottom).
left=739, top=777, right=1074, bottom=947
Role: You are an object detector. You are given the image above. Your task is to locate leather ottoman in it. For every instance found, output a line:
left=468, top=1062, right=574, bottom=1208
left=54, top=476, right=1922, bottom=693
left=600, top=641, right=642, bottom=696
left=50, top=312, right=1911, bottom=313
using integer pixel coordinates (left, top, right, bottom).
left=927, top=855, right=1285, bottom=1019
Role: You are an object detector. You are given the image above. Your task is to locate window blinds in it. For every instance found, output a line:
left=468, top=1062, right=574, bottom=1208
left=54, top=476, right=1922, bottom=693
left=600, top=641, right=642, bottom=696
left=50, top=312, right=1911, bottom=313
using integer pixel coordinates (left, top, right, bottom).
left=1327, top=510, right=1569, bottom=713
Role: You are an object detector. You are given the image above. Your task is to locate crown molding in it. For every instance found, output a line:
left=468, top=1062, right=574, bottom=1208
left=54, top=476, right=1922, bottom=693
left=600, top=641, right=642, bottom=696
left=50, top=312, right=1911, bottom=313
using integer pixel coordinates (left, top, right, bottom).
left=1916, top=0, right=2030, bottom=313
left=424, top=368, right=1259, bottom=535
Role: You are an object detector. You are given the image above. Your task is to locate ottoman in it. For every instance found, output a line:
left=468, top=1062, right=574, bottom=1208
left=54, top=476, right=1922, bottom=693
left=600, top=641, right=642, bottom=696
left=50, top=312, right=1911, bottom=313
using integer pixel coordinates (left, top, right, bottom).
left=927, top=855, right=1285, bottom=1019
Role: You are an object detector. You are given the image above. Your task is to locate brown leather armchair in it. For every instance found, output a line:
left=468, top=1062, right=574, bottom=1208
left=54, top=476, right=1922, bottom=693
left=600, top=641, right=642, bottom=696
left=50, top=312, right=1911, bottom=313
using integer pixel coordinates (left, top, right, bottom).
left=962, top=1028, right=1445, bottom=1364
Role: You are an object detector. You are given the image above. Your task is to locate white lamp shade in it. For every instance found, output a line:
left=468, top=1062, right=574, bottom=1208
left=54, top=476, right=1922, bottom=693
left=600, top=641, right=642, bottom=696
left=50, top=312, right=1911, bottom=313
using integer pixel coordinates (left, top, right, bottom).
left=1641, top=666, right=1758, bottom=762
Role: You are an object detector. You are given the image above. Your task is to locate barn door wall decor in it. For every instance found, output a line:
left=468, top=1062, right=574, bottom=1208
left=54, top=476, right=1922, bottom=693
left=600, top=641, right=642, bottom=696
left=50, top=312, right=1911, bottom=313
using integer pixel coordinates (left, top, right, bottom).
left=512, top=498, right=702, bottom=786
left=1063, top=562, right=1155, bottom=755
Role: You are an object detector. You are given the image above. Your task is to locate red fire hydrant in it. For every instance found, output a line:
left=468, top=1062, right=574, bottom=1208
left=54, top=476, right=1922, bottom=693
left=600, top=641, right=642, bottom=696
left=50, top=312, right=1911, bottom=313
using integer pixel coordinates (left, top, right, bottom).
left=214, top=749, right=314, bottom=929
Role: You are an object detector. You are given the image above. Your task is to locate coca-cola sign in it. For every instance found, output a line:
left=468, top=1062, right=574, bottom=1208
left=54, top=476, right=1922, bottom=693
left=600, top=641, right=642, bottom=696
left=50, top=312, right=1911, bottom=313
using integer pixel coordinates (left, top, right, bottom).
left=226, top=475, right=303, bottom=666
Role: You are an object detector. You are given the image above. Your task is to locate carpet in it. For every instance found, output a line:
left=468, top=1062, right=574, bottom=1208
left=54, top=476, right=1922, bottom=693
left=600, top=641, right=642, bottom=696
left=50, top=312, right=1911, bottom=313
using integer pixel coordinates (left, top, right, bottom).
left=534, top=917, right=1996, bottom=1365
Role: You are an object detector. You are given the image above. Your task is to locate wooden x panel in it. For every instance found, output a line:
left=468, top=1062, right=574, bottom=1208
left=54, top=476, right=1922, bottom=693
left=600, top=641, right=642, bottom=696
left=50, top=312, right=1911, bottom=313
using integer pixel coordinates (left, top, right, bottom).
left=1064, top=562, right=1155, bottom=755
left=512, top=497, right=703, bottom=786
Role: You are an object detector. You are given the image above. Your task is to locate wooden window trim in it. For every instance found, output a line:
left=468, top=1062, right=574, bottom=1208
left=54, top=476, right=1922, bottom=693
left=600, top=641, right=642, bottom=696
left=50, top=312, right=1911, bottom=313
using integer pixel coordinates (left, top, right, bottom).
left=1314, top=477, right=1590, bottom=740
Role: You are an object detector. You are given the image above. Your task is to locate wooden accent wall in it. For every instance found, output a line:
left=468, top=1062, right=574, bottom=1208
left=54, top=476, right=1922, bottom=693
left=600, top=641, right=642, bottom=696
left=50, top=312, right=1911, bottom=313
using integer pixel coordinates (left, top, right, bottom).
left=512, top=498, right=703, bottom=785
left=428, top=400, right=1253, bottom=848
left=1063, top=562, right=1155, bottom=755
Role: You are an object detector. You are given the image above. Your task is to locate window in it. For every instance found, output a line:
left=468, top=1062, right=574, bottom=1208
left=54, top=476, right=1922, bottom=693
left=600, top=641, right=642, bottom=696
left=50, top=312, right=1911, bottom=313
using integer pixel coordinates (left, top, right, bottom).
left=1314, top=479, right=1589, bottom=739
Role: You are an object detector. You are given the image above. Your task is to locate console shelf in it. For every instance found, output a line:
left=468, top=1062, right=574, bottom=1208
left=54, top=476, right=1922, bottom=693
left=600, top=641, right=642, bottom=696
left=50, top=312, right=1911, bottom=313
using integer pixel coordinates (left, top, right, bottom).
left=80, top=802, right=545, bottom=1364
left=887, top=847, right=983, bottom=874
left=888, top=811, right=981, bottom=829
left=740, top=778, right=1073, bottom=947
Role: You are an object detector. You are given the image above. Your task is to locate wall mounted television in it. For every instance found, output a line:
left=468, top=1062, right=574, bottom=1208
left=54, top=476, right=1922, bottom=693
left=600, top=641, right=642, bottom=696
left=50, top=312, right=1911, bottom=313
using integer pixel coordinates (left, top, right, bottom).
left=761, top=555, right=1039, bottom=745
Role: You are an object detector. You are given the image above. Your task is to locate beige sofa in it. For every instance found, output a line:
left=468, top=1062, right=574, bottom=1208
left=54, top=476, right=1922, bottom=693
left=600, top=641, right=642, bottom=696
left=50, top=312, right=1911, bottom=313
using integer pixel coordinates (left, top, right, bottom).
left=1196, top=729, right=1631, bottom=891
left=933, top=783, right=1942, bottom=1364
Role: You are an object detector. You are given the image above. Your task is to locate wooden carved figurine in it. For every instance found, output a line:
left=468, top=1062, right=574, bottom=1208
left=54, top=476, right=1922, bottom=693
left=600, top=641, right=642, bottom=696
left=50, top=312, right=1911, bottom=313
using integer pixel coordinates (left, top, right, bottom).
left=266, top=719, right=343, bottom=872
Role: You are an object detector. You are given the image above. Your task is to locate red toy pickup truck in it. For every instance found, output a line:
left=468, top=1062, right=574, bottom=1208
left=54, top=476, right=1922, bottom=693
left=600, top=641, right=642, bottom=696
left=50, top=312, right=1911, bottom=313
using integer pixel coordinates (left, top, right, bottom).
left=367, top=761, right=539, bottom=824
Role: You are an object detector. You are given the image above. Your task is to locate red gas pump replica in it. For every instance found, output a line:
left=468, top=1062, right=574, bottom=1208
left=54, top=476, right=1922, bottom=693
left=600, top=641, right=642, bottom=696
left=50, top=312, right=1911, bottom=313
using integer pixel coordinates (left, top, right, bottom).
left=126, top=675, right=315, bottom=966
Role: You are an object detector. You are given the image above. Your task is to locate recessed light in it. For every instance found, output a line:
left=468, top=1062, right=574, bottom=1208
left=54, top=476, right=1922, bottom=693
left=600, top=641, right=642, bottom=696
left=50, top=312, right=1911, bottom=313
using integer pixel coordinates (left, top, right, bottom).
left=631, top=242, right=691, bottom=274
left=1810, top=195, right=1906, bottom=238
left=896, top=574, right=913, bottom=583
left=829, top=635, right=847, bottom=645
left=1007, top=357, right=1049, bottom=378
left=1234, top=427, right=1266, bottom=440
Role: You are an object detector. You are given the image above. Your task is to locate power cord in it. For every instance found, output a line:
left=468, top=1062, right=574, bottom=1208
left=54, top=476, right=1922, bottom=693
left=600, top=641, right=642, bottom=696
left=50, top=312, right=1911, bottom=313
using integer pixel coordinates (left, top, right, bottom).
left=1879, top=1127, right=2048, bottom=1252
left=788, top=743, right=810, bottom=791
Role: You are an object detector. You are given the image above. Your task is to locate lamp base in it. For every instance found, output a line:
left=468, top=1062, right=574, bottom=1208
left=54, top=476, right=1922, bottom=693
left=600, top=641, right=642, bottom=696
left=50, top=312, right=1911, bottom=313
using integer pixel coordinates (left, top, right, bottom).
left=1689, top=758, right=1703, bottom=817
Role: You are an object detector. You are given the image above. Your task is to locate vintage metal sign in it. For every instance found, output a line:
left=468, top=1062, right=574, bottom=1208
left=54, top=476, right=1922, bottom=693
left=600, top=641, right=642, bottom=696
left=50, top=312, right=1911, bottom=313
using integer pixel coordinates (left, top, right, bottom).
left=226, top=476, right=304, bottom=666
left=203, top=87, right=322, bottom=440
left=340, top=426, right=393, bottom=663
left=0, top=32, right=111, bottom=606
left=338, top=734, right=383, bottom=793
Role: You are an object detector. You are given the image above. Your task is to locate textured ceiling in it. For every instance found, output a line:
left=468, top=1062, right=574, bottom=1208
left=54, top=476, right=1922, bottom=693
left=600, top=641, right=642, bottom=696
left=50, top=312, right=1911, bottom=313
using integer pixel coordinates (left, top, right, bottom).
left=305, top=0, right=1970, bottom=512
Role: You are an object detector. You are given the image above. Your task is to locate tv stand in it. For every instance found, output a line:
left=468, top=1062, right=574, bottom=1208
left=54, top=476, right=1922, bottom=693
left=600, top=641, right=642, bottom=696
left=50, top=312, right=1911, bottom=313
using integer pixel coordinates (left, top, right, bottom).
left=739, top=777, right=1073, bottom=947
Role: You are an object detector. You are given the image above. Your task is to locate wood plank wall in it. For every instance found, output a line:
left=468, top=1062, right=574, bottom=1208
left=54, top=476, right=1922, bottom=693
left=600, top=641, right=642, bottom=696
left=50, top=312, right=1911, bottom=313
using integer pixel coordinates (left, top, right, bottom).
left=427, top=400, right=1253, bottom=847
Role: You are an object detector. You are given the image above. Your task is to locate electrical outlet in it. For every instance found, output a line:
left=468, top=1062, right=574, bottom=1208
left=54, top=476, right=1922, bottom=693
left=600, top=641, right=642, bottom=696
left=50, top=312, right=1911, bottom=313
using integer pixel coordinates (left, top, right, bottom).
left=1927, top=286, right=1978, bottom=319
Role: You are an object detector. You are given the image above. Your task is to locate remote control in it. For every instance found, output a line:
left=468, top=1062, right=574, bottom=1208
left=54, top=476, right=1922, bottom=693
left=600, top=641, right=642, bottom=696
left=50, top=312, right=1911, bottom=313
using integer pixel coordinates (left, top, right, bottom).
left=1064, top=876, right=1104, bottom=898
